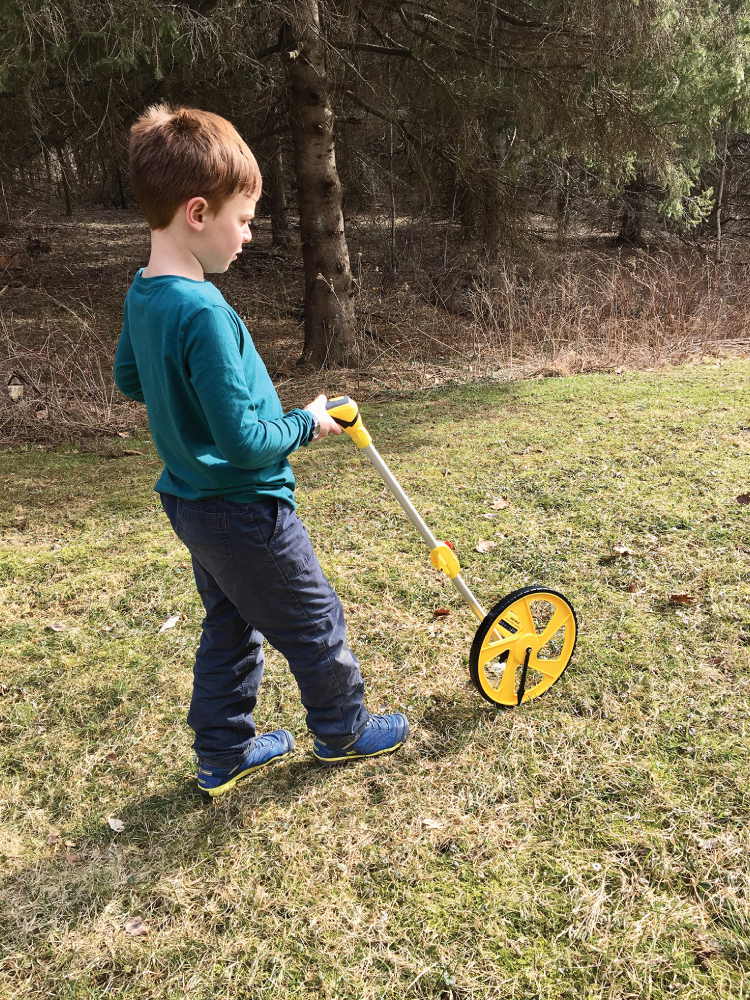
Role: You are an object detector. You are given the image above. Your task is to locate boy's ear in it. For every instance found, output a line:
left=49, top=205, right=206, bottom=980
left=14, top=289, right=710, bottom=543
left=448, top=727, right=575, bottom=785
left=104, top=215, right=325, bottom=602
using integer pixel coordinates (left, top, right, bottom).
left=185, top=197, right=209, bottom=231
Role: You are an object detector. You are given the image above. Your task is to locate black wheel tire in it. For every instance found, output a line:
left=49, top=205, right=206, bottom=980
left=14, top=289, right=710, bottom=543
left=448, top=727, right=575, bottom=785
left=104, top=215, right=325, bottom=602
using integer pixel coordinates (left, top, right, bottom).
left=469, top=585, right=577, bottom=707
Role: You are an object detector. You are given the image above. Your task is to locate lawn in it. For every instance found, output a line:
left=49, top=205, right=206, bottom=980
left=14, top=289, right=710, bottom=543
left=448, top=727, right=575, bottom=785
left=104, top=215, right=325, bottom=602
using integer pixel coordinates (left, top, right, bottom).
left=1, top=360, right=749, bottom=999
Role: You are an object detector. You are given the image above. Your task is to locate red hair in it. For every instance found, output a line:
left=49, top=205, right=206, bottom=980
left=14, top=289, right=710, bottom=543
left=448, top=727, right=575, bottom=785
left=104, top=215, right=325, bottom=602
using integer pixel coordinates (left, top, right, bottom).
left=129, top=105, right=262, bottom=230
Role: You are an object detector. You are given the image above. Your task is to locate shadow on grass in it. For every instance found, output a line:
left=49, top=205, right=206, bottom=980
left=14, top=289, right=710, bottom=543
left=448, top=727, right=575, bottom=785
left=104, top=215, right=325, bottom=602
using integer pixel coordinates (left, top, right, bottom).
left=1, top=693, right=506, bottom=950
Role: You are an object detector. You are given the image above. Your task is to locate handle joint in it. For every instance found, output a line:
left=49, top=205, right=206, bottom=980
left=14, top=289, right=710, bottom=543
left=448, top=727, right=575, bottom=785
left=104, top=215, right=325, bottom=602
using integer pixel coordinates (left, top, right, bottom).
left=430, top=542, right=461, bottom=579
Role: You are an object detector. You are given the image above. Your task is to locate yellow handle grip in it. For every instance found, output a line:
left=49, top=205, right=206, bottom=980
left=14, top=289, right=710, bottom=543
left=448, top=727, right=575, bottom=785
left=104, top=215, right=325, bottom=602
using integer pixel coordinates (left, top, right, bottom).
left=325, top=395, right=372, bottom=449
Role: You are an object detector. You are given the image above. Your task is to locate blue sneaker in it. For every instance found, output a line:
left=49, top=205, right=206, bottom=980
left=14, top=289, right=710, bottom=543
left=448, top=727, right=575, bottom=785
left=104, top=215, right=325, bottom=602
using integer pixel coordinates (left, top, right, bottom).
left=312, top=713, right=409, bottom=764
left=196, top=730, right=295, bottom=797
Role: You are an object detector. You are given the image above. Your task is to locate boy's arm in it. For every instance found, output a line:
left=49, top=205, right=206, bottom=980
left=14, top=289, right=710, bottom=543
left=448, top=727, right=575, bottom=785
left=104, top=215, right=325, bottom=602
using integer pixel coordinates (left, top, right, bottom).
left=184, top=308, right=313, bottom=469
left=114, top=326, right=145, bottom=403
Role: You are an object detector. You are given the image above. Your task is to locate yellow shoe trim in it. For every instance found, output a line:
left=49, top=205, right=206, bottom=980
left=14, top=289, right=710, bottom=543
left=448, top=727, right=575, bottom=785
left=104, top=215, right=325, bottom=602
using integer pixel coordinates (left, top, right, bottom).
left=312, top=741, right=404, bottom=764
left=203, top=750, right=293, bottom=797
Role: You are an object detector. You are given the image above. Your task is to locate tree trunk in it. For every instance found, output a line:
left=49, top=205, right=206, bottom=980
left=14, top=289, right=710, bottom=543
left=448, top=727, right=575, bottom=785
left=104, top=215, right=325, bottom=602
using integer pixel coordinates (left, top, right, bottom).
left=264, top=135, right=291, bottom=247
left=715, top=124, right=729, bottom=263
left=282, top=1, right=358, bottom=367
left=556, top=160, right=571, bottom=244
left=616, top=173, right=645, bottom=247
left=56, top=144, right=72, bottom=217
left=115, top=162, right=128, bottom=210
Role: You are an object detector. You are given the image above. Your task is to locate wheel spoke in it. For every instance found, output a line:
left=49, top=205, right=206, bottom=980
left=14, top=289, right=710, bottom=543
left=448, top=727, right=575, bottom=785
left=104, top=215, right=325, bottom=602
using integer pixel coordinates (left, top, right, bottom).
left=529, top=652, right=567, bottom=681
left=493, top=652, right=520, bottom=701
left=477, top=635, right=515, bottom=670
left=514, top=598, right=537, bottom=636
left=537, top=605, right=570, bottom=648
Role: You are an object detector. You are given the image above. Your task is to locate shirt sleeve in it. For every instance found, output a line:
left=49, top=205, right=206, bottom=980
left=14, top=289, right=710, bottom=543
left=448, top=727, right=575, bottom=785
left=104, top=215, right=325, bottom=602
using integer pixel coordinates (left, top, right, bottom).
left=113, top=324, right=145, bottom=403
left=182, top=306, right=313, bottom=470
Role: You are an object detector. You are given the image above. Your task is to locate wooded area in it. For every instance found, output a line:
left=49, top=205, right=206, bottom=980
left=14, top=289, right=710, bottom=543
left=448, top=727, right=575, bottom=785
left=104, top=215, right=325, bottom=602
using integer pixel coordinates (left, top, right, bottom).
left=2, top=0, right=750, bottom=400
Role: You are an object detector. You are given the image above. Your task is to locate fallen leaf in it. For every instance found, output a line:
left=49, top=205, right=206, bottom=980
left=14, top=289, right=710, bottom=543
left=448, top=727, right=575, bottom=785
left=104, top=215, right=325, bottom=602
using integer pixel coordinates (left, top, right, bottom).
left=475, top=539, right=496, bottom=553
left=736, top=493, right=750, bottom=505
left=693, top=930, right=719, bottom=970
left=670, top=594, right=699, bottom=605
left=63, top=839, right=76, bottom=848
left=627, top=583, right=637, bottom=593
left=64, top=852, right=79, bottom=864
left=482, top=512, right=497, bottom=520
left=696, top=837, right=720, bottom=851
left=433, top=608, right=451, bottom=617
left=117, top=431, right=131, bottom=439
left=123, top=449, right=143, bottom=456
left=47, top=622, right=66, bottom=632
left=124, top=916, right=149, bottom=938
left=106, top=753, right=118, bottom=763
left=158, top=614, right=180, bottom=634
left=46, top=831, right=60, bottom=845
left=500, top=839, right=520, bottom=849
left=491, top=498, right=511, bottom=510
left=107, top=816, right=125, bottom=833
left=422, top=818, right=444, bottom=830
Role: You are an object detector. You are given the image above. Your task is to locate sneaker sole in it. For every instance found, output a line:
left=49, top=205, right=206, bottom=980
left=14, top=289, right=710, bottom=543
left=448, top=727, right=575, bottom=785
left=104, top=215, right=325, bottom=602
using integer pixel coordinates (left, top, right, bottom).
left=312, top=741, right=405, bottom=765
left=201, top=750, right=294, bottom=797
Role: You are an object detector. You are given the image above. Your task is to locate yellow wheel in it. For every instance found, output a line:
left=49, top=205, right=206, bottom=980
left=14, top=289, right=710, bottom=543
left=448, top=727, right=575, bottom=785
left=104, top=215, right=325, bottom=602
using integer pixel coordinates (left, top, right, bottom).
left=469, top=586, right=577, bottom=707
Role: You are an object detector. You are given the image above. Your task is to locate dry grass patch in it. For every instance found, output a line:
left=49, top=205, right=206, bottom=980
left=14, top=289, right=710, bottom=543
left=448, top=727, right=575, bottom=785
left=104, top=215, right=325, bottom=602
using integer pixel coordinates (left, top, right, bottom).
left=1, top=362, right=749, bottom=998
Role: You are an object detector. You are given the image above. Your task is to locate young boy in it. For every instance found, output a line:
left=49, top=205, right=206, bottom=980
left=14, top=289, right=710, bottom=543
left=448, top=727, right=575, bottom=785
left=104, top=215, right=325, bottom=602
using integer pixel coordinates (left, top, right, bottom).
left=114, top=105, right=408, bottom=796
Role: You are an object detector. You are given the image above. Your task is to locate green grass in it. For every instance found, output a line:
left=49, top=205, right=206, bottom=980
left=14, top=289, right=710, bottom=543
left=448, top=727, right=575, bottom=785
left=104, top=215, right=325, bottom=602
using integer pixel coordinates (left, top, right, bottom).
left=1, top=360, right=749, bottom=999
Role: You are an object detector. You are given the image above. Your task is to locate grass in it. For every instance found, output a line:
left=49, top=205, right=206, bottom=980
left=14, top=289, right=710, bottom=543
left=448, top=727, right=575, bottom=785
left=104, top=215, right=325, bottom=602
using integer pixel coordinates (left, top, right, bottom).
left=1, top=360, right=749, bottom=999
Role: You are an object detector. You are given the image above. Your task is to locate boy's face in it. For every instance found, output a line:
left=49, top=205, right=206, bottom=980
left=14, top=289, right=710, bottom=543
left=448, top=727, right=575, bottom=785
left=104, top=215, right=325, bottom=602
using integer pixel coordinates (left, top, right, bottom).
left=190, top=191, right=258, bottom=274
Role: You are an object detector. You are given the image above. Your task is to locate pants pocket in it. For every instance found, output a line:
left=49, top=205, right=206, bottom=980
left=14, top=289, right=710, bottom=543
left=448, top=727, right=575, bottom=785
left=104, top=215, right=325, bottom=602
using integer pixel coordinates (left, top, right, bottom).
left=176, top=500, right=232, bottom=564
left=268, top=503, right=315, bottom=580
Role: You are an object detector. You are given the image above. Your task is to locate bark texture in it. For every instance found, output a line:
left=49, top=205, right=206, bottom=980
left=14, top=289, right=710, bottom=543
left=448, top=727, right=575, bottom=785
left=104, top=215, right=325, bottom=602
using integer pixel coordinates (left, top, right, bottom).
left=282, top=1, right=358, bottom=367
left=616, top=174, right=645, bottom=247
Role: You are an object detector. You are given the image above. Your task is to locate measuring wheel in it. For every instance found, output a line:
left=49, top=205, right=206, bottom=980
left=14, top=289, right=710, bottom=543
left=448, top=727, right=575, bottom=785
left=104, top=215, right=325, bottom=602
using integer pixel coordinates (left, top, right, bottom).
left=469, top=586, right=577, bottom=707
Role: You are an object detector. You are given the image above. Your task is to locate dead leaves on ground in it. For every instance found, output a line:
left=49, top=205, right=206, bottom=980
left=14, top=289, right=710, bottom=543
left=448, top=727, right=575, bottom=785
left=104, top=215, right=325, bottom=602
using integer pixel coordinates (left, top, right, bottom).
left=124, top=916, right=150, bottom=938
left=695, top=836, right=722, bottom=852
left=693, top=930, right=719, bottom=970
left=158, top=614, right=181, bottom=634
left=669, top=594, right=699, bottom=606
left=600, top=544, right=636, bottom=564
left=475, top=539, right=496, bottom=553
left=481, top=497, right=511, bottom=522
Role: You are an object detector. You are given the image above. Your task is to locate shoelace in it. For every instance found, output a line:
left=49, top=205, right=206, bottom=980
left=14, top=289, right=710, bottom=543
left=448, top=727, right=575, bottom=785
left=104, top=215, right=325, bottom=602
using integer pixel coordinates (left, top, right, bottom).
left=254, top=734, right=279, bottom=751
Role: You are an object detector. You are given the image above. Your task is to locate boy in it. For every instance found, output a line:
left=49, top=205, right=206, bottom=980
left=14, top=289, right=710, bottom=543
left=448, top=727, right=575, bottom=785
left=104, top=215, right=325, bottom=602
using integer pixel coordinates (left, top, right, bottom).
left=114, top=105, right=408, bottom=797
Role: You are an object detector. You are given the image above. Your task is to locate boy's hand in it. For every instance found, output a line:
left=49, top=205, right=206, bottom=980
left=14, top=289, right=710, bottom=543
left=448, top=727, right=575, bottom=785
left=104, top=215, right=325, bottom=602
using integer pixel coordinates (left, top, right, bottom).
left=303, top=394, right=342, bottom=440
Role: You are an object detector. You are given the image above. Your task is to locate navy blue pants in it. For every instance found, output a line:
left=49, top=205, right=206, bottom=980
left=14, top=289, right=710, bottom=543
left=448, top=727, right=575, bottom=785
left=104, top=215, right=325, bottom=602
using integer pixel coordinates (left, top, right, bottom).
left=160, top=494, right=370, bottom=767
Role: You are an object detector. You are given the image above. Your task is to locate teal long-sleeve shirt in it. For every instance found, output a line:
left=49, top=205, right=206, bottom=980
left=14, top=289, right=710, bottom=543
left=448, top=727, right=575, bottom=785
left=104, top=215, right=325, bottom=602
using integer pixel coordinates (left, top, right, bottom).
left=114, top=270, right=313, bottom=507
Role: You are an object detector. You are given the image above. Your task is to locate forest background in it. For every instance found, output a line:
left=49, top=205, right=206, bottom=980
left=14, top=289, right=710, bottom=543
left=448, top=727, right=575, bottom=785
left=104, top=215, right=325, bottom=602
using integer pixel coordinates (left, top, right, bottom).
left=2, top=0, right=750, bottom=439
